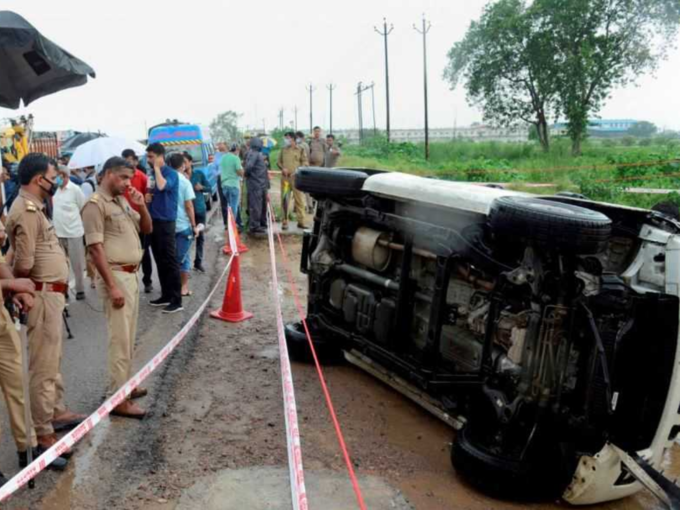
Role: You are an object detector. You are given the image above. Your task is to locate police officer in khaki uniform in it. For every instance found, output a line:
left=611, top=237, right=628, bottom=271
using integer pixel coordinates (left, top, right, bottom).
left=6, top=153, right=86, bottom=451
left=82, top=157, right=152, bottom=418
left=308, top=126, right=328, bottom=167
left=0, top=241, right=69, bottom=484
left=277, top=131, right=309, bottom=230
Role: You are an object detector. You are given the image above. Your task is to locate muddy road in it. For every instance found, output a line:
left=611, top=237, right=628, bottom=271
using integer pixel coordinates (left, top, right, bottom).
left=2, top=215, right=679, bottom=509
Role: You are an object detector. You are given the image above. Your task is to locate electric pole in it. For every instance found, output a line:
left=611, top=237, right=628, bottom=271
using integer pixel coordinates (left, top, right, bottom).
left=306, top=83, right=316, bottom=134
left=374, top=18, right=394, bottom=143
left=355, top=82, right=372, bottom=144
left=414, top=14, right=432, bottom=161
left=327, top=83, right=336, bottom=135
left=369, top=82, right=377, bottom=137
left=279, top=108, right=284, bottom=131
left=356, top=82, right=364, bottom=144
left=294, top=105, right=298, bottom=131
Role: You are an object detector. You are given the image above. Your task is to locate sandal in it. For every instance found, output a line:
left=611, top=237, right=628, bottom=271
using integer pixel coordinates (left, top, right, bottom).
left=181, top=291, right=193, bottom=297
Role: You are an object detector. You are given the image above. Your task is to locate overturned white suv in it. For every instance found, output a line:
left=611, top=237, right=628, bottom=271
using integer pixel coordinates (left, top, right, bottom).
left=286, top=167, right=680, bottom=507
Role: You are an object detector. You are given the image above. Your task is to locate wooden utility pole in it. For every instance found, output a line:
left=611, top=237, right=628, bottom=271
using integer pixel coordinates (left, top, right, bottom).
left=327, top=83, right=336, bottom=135
left=414, top=14, right=432, bottom=160
left=374, top=18, right=394, bottom=142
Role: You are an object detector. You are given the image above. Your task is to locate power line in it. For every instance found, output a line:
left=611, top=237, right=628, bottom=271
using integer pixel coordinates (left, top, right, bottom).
left=414, top=14, right=432, bottom=161
left=374, top=18, right=394, bottom=143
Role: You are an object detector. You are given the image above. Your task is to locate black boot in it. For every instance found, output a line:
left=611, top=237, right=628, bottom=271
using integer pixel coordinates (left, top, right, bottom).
left=18, top=447, right=69, bottom=471
left=0, top=471, right=8, bottom=487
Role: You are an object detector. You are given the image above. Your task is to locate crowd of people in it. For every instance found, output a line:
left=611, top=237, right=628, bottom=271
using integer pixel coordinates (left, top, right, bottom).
left=214, top=126, right=341, bottom=234
left=0, top=127, right=341, bottom=487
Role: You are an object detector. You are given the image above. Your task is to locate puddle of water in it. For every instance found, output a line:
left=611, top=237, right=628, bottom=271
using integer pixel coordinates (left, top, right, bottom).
left=34, top=419, right=112, bottom=510
left=38, top=468, right=75, bottom=510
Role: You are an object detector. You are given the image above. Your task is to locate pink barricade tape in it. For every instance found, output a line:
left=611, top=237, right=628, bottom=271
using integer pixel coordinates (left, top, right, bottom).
left=266, top=207, right=308, bottom=510
left=0, top=253, right=236, bottom=503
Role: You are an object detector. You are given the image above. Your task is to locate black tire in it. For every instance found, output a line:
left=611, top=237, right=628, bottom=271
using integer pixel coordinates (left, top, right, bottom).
left=294, top=167, right=368, bottom=198
left=285, top=321, right=344, bottom=364
left=451, top=425, right=570, bottom=501
left=489, top=196, right=611, bottom=255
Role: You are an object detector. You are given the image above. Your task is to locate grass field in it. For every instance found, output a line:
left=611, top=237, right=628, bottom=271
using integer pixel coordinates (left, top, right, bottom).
left=331, top=136, right=680, bottom=209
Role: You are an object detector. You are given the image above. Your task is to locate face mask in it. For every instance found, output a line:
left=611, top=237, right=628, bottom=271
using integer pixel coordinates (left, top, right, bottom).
left=296, top=138, right=303, bottom=144
left=40, top=176, right=58, bottom=197
left=55, top=176, right=64, bottom=187
left=284, top=139, right=292, bottom=147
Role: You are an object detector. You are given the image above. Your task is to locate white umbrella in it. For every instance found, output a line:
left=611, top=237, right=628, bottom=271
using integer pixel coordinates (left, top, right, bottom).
left=68, top=136, right=146, bottom=169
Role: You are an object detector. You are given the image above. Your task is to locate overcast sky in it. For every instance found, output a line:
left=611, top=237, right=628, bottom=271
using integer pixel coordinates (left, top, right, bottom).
left=2, top=0, right=680, bottom=140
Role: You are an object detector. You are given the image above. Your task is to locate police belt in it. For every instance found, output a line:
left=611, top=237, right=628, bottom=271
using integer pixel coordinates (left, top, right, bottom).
left=110, top=264, right=138, bottom=274
left=32, top=281, right=68, bottom=294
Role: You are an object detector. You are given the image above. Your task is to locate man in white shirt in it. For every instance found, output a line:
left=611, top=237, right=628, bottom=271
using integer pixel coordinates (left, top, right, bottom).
left=53, top=165, right=87, bottom=299
left=80, top=166, right=97, bottom=199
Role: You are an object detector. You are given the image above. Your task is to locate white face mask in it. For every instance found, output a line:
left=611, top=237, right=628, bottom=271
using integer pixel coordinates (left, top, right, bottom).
left=284, top=138, right=292, bottom=147
left=296, top=138, right=303, bottom=144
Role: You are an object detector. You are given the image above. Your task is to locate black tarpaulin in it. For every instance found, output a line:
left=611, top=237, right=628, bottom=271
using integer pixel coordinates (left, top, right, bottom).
left=0, top=10, right=95, bottom=109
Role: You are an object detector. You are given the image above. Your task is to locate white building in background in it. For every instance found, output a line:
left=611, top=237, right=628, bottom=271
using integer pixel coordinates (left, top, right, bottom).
left=334, top=123, right=528, bottom=144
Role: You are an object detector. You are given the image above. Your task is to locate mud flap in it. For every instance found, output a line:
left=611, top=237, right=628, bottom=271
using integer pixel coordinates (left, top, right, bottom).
left=613, top=445, right=680, bottom=509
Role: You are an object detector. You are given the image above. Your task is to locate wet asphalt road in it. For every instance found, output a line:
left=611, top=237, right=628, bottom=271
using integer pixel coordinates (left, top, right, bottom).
left=0, top=208, right=225, bottom=507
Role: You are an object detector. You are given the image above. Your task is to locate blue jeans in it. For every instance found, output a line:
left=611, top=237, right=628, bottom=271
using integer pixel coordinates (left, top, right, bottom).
left=221, top=185, right=240, bottom=225
left=175, top=228, right=194, bottom=274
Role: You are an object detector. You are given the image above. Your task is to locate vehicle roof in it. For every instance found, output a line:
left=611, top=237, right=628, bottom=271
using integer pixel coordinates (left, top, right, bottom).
left=148, top=124, right=211, bottom=144
left=362, top=172, right=527, bottom=215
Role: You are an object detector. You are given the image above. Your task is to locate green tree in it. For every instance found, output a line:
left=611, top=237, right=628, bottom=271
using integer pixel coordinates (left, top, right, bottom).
left=627, top=121, right=658, bottom=138
left=209, top=111, right=241, bottom=143
left=443, top=0, right=558, bottom=151
left=538, top=0, right=680, bottom=155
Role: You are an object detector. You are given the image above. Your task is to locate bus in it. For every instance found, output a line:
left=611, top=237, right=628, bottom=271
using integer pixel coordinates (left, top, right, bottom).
left=147, top=121, right=218, bottom=204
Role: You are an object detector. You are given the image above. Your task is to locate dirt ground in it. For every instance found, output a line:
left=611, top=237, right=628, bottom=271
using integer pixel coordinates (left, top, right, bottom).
left=106, top=234, right=676, bottom=510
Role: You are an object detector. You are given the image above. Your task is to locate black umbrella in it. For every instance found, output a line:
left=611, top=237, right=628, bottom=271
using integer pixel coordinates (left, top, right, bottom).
left=0, top=11, right=95, bottom=109
left=60, top=131, right=104, bottom=154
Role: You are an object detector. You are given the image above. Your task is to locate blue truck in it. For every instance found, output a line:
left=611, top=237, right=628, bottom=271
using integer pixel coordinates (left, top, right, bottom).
left=147, top=122, right=218, bottom=206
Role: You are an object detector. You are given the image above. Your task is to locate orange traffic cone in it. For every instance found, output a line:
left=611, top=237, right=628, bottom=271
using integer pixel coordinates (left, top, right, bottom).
left=210, top=254, right=253, bottom=323
left=223, top=207, right=248, bottom=255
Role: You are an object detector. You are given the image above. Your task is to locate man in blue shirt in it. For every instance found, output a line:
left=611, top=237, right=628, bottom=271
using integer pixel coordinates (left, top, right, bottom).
left=145, top=143, right=183, bottom=313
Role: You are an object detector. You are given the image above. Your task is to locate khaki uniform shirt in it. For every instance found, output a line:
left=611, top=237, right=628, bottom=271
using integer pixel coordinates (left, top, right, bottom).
left=278, top=146, right=309, bottom=174
left=6, top=190, right=69, bottom=283
left=298, top=141, right=310, bottom=162
left=0, top=241, right=5, bottom=305
left=309, top=138, right=327, bottom=166
left=81, top=189, right=143, bottom=266
left=325, top=145, right=342, bottom=168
